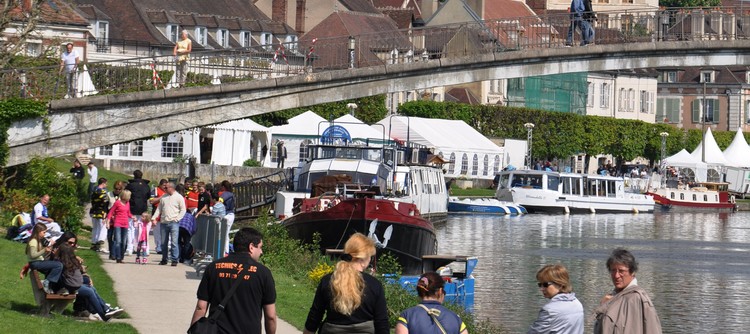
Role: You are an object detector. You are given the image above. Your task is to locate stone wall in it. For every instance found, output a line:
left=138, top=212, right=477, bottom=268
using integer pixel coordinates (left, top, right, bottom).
left=97, top=159, right=283, bottom=184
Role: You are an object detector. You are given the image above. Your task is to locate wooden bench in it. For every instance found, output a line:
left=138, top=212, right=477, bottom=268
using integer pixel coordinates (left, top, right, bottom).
left=29, top=270, right=76, bottom=315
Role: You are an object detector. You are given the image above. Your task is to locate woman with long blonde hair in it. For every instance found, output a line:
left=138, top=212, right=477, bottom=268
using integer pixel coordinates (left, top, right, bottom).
left=303, top=233, right=389, bottom=334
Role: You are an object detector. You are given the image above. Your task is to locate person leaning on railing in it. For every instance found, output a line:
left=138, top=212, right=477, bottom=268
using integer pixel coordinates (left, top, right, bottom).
left=59, top=42, right=79, bottom=98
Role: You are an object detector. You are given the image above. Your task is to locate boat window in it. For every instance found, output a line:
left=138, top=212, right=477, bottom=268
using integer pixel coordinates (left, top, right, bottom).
left=547, top=175, right=560, bottom=191
left=320, top=146, right=336, bottom=159
left=364, top=149, right=382, bottom=162
left=562, top=178, right=571, bottom=194
left=586, top=179, right=597, bottom=196
left=680, top=193, right=684, bottom=200
left=571, top=178, right=581, bottom=195
left=693, top=194, right=697, bottom=201
left=704, top=195, right=708, bottom=202
left=499, top=174, right=509, bottom=189
left=715, top=195, right=718, bottom=201
left=670, top=192, right=675, bottom=199
left=607, top=180, right=617, bottom=197
left=335, top=147, right=362, bottom=159
left=383, top=149, right=394, bottom=167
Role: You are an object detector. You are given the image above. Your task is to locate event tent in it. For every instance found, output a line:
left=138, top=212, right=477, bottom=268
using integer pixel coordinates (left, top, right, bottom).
left=664, top=148, right=709, bottom=182
left=333, top=114, right=387, bottom=143
left=210, top=118, right=270, bottom=166
left=376, top=116, right=504, bottom=179
left=690, top=127, right=729, bottom=166
left=722, top=128, right=750, bottom=168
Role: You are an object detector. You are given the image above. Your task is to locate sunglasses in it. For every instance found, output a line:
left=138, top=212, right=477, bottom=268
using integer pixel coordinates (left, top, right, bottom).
left=67, top=241, right=76, bottom=246
left=537, top=282, right=555, bottom=288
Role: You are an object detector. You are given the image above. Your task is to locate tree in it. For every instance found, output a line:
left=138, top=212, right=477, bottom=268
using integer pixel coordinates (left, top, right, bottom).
left=0, top=1, right=42, bottom=69
left=252, top=95, right=388, bottom=126
left=659, top=0, right=720, bottom=8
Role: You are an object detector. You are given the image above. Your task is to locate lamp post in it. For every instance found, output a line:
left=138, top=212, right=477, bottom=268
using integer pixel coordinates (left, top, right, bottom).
left=348, top=36, right=356, bottom=69
left=347, top=102, right=358, bottom=116
left=660, top=131, right=669, bottom=184
left=524, top=122, right=535, bottom=169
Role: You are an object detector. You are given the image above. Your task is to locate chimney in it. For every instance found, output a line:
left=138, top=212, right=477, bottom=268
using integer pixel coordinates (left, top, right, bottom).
left=295, top=0, right=306, bottom=34
left=272, top=0, right=288, bottom=23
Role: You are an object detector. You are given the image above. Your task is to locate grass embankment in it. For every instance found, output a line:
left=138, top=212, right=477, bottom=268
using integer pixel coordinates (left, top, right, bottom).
left=0, top=237, right=137, bottom=333
left=450, top=187, right=496, bottom=197
left=246, top=217, right=506, bottom=333
left=52, top=156, right=132, bottom=186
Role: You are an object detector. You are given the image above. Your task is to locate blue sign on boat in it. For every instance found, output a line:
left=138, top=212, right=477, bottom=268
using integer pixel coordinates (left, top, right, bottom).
left=321, top=125, right=351, bottom=144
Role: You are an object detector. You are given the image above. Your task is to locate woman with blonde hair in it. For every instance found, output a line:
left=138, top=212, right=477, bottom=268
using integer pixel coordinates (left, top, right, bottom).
left=528, top=264, right=584, bottom=334
left=106, top=189, right=132, bottom=263
left=303, top=233, right=389, bottom=334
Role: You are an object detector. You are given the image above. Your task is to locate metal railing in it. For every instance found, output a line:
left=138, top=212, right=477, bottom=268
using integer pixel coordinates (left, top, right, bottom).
left=233, top=170, right=287, bottom=214
left=3, top=6, right=749, bottom=101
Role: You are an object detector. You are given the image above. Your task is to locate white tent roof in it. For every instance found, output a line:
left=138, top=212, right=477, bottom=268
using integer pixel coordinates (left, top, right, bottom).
left=270, top=111, right=327, bottom=136
left=333, top=114, right=386, bottom=141
left=723, top=128, right=750, bottom=167
left=665, top=149, right=705, bottom=168
left=376, top=116, right=502, bottom=155
left=210, top=118, right=268, bottom=132
left=690, top=127, right=729, bottom=166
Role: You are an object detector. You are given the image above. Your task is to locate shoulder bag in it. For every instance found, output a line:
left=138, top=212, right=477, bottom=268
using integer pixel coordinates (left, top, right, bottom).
left=417, top=304, right=448, bottom=334
left=188, top=267, right=248, bottom=334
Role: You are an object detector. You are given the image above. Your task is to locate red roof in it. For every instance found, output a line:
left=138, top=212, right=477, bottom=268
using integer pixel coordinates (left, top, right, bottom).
left=9, top=0, right=88, bottom=26
left=484, top=0, right=537, bottom=20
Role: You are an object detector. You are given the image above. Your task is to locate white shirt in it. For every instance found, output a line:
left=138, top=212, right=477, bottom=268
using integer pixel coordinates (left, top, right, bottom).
left=33, top=202, right=47, bottom=224
left=61, top=50, right=79, bottom=73
left=88, top=166, right=98, bottom=183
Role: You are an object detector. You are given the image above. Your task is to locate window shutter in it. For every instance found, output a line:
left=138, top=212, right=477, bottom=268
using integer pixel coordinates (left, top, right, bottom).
left=656, top=99, right=665, bottom=121
left=692, top=99, right=700, bottom=123
left=713, top=99, right=720, bottom=124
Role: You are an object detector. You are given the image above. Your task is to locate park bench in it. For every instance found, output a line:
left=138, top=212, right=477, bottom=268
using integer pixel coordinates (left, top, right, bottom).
left=29, top=270, right=76, bottom=315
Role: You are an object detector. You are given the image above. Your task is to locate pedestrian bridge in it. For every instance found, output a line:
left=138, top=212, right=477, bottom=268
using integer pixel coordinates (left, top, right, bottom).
left=6, top=8, right=750, bottom=166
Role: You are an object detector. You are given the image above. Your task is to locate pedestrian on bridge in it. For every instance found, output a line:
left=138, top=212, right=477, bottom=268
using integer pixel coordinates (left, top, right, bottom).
left=59, top=42, right=79, bottom=98
left=566, top=0, right=595, bottom=46
left=174, top=30, right=192, bottom=88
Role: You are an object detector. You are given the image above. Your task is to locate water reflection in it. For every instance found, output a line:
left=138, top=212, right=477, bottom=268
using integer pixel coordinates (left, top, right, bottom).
left=434, top=212, right=750, bottom=333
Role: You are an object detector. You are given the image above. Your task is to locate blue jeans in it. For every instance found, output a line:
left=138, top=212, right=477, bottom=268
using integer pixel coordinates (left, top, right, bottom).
left=161, top=221, right=180, bottom=263
left=29, top=260, right=63, bottom=284
left=107, top=227, right=114, bottom=259
left=113, top=227, right=128, bottom=260
left=75, top=285, right=106, bottom=319
left=567, top=16, right=593, bottom=46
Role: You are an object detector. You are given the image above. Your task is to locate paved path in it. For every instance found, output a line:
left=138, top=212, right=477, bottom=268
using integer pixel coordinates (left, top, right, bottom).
left=97, top=232, right=301, bottom=334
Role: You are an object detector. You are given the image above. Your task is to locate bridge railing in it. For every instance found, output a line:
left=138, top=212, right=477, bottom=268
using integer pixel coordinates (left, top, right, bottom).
left=233, top=170, right=287, bottom=215
left=2, top=6, right=749, bottom=100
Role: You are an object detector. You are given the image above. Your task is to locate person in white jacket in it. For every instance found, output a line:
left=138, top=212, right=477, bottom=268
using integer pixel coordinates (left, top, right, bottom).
left=528, top=264, right=584, bottom=334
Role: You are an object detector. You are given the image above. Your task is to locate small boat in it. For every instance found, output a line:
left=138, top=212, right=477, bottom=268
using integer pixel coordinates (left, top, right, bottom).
left=495, top=170, right=655, bottom=214
left=282, top=186, right=437, bottom=275
left=646, top=182, right=737, bottom=212
left=396, top=255, right=477, bottom=311
left=447, top=197, right=527, bottom=215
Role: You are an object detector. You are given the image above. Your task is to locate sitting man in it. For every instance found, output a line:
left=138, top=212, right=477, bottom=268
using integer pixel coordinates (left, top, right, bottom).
left=32, top=194, right=63, bottom=239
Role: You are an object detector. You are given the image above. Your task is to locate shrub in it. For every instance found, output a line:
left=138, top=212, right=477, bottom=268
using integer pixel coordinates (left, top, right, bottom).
left=1, top=188, right=37, bottom=216
left=243, top=159, right=261, bottom=167
left=307, top=262, right=334, bottom=286
left=18, top=157, right=84, bottom=233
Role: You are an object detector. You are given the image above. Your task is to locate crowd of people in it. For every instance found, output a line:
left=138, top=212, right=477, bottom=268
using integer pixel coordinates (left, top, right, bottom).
left=191, top=228, right=661, bottom=334
left=18, top=162, right=237, bottom=322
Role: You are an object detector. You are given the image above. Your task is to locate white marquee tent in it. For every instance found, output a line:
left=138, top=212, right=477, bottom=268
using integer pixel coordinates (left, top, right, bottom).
left=690, top=127, right=729, bottom=166
left=376, top=116, right=504, bottom=179
left=664, top=148, right=709, bottom=182
left=210, top=118, right=270, bottom=166
left=722, top=128, right=750, bottom=168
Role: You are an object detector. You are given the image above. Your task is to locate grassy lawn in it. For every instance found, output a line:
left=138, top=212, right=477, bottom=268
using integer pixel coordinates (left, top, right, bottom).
left=273, top=270, right=315, bottom=330
left=52, top=156, right=132, bottom=186
left=0, top=237, right=137, bottom=333
left=450, top=187, right=496, bottom=197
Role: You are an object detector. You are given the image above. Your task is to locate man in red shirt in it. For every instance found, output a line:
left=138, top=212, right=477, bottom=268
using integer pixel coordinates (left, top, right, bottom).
left=186, top=180, right=199, bottom=214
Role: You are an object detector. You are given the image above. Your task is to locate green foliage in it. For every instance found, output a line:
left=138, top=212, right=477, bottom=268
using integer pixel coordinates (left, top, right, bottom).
left=87, top=63, right=175, bottom=95
left=3, top=157, right=85, bottom=233
left=1, top=189, right=37, bottom=217
left=252, top=95, right=389, bottom=126
left=659, top=0, right=720, bottom=8
left=242, top=159, right=261, bottom=167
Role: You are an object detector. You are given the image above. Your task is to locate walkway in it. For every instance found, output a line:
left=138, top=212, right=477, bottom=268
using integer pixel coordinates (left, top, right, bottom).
left=100, top=247, right=301, bottom=334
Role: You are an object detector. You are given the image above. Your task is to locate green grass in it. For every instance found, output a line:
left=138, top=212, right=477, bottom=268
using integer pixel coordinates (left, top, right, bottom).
left=449, top=187, right=496, bottom=197
left=273, top=270, right=315, bottom=329
left=0, top=237, right=137, bottom=333
left=51, top=156, right=132, bottom=186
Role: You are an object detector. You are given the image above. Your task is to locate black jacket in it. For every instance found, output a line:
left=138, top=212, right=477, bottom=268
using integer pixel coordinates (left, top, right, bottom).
left=125, top=178, right=151, bottom=215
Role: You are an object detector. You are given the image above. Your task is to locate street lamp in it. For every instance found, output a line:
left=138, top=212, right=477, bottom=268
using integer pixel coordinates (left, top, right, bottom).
left=524, top=122, right=535, bottom=169
left=347, top=102, right=358, bottom=116
left=660, top=131, right=669, bottom=186
left=348, top=36, right=356, bottom=69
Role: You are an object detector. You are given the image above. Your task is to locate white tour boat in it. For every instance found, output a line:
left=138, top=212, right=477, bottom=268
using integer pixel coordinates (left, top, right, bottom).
left=495, top=169, right=654, bottom=214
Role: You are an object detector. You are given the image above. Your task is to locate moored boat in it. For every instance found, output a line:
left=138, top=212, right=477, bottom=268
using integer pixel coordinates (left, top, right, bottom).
left=282, top=192, right=437, bottom=275
left=495, top=169, right=655, bottom=214
left=646, top=182, right=736, bottom=212
left=447, top=197, right=527, bottom=215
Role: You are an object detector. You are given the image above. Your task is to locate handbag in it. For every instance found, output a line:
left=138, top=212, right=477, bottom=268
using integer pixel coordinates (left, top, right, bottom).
left=187, top=266, right=248, bottom=334
left=417, top=304, right=448, bottom=334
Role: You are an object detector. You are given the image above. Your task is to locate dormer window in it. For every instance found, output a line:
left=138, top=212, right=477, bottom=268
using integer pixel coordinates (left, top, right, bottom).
left=746, top=72, right=750, bottom=84
left=284, top=35, right=298, bottom=51
left=260, top=32, right=273, bottom=50
left=194, top=27, right=207, bottom=45
left=240, top=31, right=251, bottom=48
left=700, top=70, right=715, bottom=83
left=663, top=71, right=677, bottom=83
left=166, top=24, right=179, bottom=43
left=216, top=29, right=229, bottom=48
left=95, top=21, right=109, bottom=41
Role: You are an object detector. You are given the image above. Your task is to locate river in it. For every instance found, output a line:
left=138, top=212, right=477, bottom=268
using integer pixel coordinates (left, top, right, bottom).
left=433, top=212, right=750, bottom=333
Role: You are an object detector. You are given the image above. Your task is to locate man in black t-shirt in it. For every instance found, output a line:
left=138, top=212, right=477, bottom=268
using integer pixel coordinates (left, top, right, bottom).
left=70, top=160, right=84, bottom=180
left=191, top=227, right=277, bottom=334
